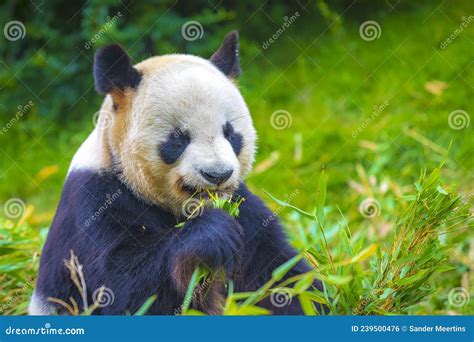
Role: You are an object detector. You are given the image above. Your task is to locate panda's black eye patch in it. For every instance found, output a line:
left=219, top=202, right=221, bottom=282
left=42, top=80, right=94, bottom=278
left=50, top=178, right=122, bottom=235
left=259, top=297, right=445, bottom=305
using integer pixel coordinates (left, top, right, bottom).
left=223, top=122, right=243, bottom=155
left=159, top=128, right=190, bottom=164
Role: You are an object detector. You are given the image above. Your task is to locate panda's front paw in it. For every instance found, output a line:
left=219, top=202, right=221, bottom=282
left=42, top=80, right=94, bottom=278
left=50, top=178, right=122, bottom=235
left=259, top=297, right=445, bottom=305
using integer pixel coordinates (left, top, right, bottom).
left=171, top=208, right=243, bottom=292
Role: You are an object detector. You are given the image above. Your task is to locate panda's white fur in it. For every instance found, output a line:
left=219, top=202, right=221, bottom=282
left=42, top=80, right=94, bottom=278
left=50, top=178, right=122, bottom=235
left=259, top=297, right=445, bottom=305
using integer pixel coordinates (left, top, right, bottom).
left=28, top=291, right=51, bottom=315
left=68, top=127, right=106, bottom=174
left=70, top=54, right=256, bottom=215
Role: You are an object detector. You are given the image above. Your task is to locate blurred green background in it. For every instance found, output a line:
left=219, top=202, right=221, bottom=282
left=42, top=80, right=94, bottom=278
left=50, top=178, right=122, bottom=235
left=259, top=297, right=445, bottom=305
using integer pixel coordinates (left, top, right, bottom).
left=0, top=0, right=472, bottom=314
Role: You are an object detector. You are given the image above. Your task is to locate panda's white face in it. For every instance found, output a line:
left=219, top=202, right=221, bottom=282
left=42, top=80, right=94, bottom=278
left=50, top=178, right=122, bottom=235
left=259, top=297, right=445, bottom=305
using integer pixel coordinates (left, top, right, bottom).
left=68, top=32, right=255, bottom=215
left=119, top=55, right=256, bottom=213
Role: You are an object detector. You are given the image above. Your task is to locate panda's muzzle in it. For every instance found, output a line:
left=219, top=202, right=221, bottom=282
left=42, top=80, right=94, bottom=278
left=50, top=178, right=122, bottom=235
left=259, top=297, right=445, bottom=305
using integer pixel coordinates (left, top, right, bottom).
left=200, top=169, right=233, bottom=186
left=179, top=167, right=236, bottom=197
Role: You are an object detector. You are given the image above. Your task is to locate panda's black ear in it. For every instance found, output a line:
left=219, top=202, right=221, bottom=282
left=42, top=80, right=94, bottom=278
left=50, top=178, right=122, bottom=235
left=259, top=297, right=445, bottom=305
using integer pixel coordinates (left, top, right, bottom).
left=210, top=31, right=240, bottom=78
left=93, top=44, right=142, bottom=95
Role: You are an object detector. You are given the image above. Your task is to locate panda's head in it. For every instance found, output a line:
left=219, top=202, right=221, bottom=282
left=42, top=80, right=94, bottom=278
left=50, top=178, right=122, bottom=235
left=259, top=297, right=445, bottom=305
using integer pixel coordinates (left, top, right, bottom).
left=92, top=32, right=256, bottom=214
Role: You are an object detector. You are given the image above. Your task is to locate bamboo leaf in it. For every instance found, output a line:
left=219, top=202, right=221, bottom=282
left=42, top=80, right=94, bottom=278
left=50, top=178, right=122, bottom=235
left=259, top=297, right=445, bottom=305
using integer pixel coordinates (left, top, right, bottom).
left=316, top=170, right=328, bottom=225
left=272, top=254, right=303, bottom=281
left=349, top=244, right=378, bottom=264
left=320, top=274, right=352, bottom=285
left=395, top=269, right=428, bottom=286
left=181, top=267, right=209, bottom=314
left=294, top=274, right=314, bottom=293
left=133, top=295, right=157, bottom=316
left=264, top=190, right=316, bottom=220
left=299, top=293, right=317, bottom=315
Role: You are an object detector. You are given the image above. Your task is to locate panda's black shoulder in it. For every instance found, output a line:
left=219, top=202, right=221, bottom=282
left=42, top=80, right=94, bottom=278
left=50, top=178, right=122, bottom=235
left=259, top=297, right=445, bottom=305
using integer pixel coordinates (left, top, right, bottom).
left=52, top=170, right=176, bottom=235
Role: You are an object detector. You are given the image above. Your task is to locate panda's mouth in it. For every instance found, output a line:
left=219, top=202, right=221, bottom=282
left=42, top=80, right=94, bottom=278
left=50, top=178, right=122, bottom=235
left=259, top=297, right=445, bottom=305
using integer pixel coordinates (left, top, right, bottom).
left=181, top=183, right=233, bottom=199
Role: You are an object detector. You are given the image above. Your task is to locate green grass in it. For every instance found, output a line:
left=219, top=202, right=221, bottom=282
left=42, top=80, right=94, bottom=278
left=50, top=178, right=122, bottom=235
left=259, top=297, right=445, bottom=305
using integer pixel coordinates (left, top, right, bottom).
left=0, top=1, right=472, bottom=315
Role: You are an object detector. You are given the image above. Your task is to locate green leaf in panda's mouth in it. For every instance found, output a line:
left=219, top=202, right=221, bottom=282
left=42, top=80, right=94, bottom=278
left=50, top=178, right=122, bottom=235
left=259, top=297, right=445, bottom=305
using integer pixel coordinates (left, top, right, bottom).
left=175, top=190, right=245, bottom=228
left=206, top=190, right=245, bottom=218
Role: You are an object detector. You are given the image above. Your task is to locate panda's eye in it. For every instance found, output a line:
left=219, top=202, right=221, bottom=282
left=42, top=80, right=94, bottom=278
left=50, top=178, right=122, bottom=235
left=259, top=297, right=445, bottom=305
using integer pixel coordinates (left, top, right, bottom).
left=159, top=128, right=190, bottom=164
left=223, top=122, right=243, bottom=155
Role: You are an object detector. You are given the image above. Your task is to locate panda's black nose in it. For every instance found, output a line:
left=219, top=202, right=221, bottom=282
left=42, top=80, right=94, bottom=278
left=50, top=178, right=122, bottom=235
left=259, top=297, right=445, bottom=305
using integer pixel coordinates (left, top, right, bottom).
left=200, top=169, right=233, bottom=185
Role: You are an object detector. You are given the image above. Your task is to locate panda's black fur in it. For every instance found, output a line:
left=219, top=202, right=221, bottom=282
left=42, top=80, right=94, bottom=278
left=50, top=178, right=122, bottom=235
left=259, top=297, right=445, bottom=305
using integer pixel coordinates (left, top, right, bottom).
left=36, top=170, right=323, bottom=315
left=33, top=32, right=325, bottom=315
left=93, top=44, right=142, bottom=95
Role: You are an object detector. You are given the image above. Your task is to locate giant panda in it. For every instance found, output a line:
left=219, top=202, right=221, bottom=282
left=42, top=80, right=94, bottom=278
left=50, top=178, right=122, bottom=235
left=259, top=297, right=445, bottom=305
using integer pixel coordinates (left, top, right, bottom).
left=29, top=31, right=324, bottom=315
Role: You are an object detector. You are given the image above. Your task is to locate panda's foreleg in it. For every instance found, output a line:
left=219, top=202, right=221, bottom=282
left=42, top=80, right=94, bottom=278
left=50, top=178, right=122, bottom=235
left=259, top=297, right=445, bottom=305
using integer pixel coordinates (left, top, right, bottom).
left=168, top=208, right=244, bottom=294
